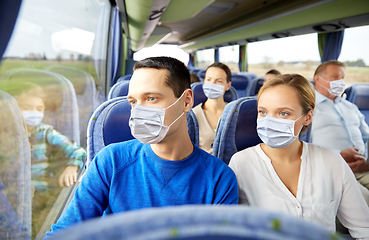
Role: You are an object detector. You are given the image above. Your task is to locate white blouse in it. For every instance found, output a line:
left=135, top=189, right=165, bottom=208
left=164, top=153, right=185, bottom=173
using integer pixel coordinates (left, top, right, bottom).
left=229, top=142, right=369, bottom=239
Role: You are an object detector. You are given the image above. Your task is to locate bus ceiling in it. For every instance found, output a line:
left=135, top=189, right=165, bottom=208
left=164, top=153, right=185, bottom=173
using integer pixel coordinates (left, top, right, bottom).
left=115, top=0, right=369, bottom=53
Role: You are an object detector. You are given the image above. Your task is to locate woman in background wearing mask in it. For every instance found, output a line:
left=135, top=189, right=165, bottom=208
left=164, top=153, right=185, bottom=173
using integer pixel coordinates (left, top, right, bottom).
left=229, top=74, right=369, bottom=238
left=192, top=62, right=232, bottom=154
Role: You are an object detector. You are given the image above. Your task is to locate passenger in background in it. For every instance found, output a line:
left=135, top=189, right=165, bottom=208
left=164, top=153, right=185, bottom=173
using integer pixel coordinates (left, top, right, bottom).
left=192, top=62, right=232, bottom=154
left=190, top=73, right=201, bottom=84
left=45, top=57, right=238, bottom=238
left=8, top=82, right=86, bottom=190
left=263, top=69, right=281, bottom=84
left=6, top=82, right=86, bottom=238
left=310, top=60, right=369, bottom=204
left=229, top=74, right=369, bottom=238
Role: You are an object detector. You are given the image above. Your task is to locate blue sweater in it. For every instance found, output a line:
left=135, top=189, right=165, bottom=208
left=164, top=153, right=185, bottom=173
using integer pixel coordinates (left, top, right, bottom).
left=46, top=139, right=238, bottom=237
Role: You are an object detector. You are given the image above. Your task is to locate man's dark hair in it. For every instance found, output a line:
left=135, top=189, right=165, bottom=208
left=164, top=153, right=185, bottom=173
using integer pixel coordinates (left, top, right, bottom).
left=206, top=62, right=232, bottom=83
left=133, top=56, right=190, bottom=98
left=266, top=69, right=281, bottom=76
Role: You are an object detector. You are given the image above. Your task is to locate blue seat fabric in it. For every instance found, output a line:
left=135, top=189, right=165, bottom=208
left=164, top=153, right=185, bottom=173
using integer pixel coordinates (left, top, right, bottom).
left=108, top=80, right=130, bottom=99
left=231, top=75, right=249, bottom=98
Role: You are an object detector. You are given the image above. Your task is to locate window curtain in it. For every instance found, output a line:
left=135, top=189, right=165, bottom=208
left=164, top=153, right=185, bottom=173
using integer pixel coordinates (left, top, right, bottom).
left=318, top=30, right=344, bottom=62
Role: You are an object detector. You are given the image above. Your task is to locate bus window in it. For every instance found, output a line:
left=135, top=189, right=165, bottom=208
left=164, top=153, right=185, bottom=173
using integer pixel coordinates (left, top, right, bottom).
left=0, top=0, right=112, bottom=239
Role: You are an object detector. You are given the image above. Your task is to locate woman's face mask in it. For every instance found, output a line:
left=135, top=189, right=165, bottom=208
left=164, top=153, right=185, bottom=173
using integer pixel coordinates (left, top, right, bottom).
left=257, top=115, right=304, bottom=148
left=129, top=91, right=185, bottom=144
left=319, top=76, right=345, bottom=97
left=203, top=83, right=224, bottom=99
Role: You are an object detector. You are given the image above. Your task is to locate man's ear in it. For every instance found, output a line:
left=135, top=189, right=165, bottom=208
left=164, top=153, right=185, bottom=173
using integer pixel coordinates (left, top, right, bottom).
left=183, top=89, right=193, bottom=112
left=313, top=75, right=319, bottom=85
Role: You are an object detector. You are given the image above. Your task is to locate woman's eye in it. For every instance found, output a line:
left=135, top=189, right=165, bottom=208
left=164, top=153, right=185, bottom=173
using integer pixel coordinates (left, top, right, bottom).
left=258, top=110, right=266, bottom=115
left=149, top=97, right=156, bottom=101
left=280, top=112, right=289, bottom=116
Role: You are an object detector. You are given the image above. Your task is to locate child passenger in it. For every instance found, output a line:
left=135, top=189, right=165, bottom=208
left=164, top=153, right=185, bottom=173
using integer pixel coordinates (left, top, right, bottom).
left=229, top=74, right=369, bottom=238
left=192, top=62, right=232, bottom=154
left=12, top=82, right=86, bottom=191
left=8, top=82, right=86, bottom=237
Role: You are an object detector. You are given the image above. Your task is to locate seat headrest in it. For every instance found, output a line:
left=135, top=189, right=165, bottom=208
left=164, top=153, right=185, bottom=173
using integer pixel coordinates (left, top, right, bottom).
left=109, top=80, right=130, bottom=99
left=46, top=66, right=91, bottom=95
left=235, top=98, right=262, bottom=151
left=102, top=100, right=134, bottom=146
left=348, top=84, right=369, bottom=110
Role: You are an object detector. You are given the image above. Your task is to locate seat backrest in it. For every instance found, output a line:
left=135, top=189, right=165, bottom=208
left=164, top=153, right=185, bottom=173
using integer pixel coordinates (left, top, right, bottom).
left=213, top=97, right=261, bottom=164
left=246, top=77, right=264, bottom=96
left=346, top=84, right=369, bottom=125
left=46, top=65, right=98, bottom=147
left=213, top=97, right=312, bottom=164
left=191, top=82, right=238, bottom=107
left=87, top=97, right=133, bottom=166
left=49, top=205, right=342, bottom=240
left=0, top=68, right=80, bottom=144
left=230, top=75, right=249, bottom=98
left=0, top=90, right=32, bottom=237
left=108, top=80, right=130, bottom=100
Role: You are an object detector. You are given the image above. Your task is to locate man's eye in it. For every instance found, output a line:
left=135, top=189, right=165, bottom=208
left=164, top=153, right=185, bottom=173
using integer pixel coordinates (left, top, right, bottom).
left=129, top=100, right=136, bottom=105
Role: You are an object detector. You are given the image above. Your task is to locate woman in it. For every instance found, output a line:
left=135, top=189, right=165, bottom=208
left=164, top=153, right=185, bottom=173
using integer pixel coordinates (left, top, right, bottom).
left=229, top=74, right=369, bottom=238
left=192, top=62, right=232, bottom=154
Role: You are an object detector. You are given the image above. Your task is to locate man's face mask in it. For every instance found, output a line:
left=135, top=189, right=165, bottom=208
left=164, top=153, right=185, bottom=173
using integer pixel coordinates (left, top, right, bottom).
left=257, top=115, right=304, bottom=148
left=203, top=83, right=224, bottom=99
left=22, top=111, right=44, bottom=127
left=129, top=91, right=185, bottom=144
left=319, top=76, right=345, bottom=97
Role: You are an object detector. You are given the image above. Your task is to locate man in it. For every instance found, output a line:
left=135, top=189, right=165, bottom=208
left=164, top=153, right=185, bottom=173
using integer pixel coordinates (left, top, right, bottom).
left=45, top=57, right=238, bottom=237
left=263, top=69, right=281, bottom=85
left=310, top=60, right=369, bottom=203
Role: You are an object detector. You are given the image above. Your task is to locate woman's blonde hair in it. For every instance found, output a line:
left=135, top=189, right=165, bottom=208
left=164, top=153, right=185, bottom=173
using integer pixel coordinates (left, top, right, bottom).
left=257, top=74, right=315, bottom=132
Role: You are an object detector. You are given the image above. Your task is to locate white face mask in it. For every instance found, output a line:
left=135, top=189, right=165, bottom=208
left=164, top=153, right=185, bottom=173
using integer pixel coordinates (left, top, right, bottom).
left=203, top=83, right=224, bottom=99
left=129, top=91, right=185, bottom=144
left=22, top=111, right=44, bottom=127
left=257, top=115, right=303, bottom=149
left=319, top=76, right=345, bottom=97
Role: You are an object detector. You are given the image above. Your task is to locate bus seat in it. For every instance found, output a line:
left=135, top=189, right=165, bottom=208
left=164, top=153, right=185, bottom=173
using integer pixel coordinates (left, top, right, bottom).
left=196, top=69, right=207, bottom=81
left=117, top=74, right=132, bottom=82
left=107, top=80, right=130, bottom=99
left=188, top=67, right=203, bottom=75
left=87, top=97, right=201, bottom=166
left=346, top=84, right=369, bottom=125
left=191, top=82, right=238, bottom=107
left=0, top=90, right=32, bottom=237
left=246, top=77, right=264, bottom=96
left=0, top=68, right=80, bottom=145
left=231, top=75, right=249, bottom=98
left=49, top=205, right=342, bottom=240
left=86, top=97, right=133, bottom=166
left=186, top=109, right=199, bottom=146
left=213, top=97, right=261, bottom=164
left=239, top=72, right=258, bottom=81
left=45, top=66, right=99, bottom=148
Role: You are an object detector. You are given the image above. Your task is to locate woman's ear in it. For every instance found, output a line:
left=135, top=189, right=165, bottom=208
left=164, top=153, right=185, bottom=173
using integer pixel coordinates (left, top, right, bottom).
left=183, top=89, right=193, bottom=112
left=303, top=110, right=313, bottom=126
left=225, top=81, right=232, bottom=91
